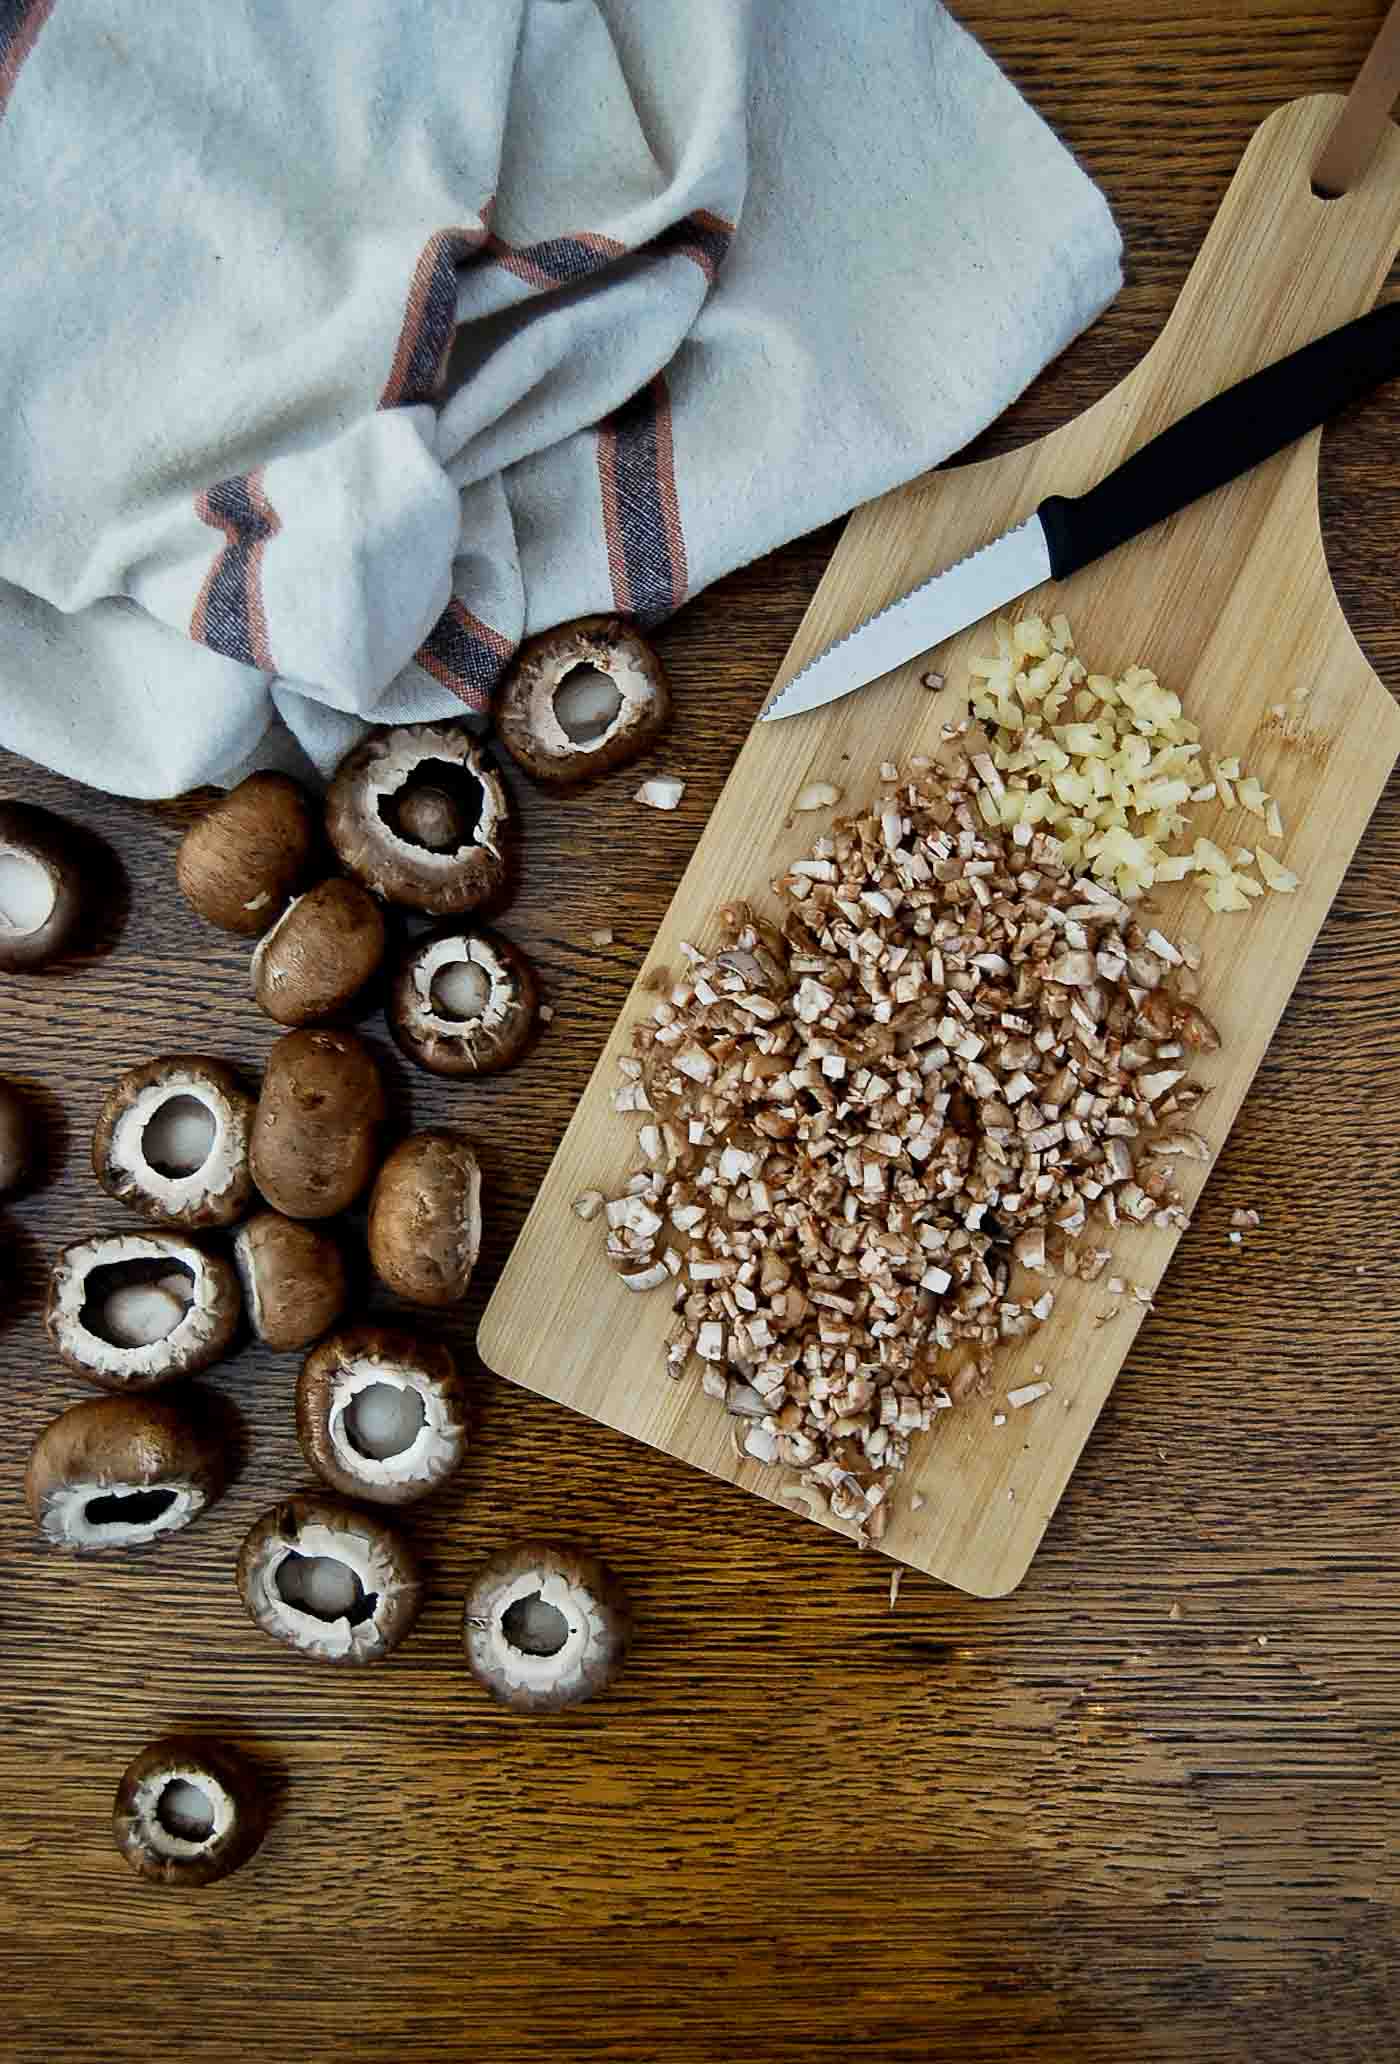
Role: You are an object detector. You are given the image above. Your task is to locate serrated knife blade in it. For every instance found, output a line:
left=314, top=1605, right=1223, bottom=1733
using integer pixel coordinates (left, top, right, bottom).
left=761, top=304, right=1400, bottom=724
left=761, top=517, right=1051, bottom=723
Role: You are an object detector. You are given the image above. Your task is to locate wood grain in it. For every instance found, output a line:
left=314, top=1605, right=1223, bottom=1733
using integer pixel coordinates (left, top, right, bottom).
left=3, top=7, right=1399, bottom=2061
left=482, top=94, right=1400, bottom=1594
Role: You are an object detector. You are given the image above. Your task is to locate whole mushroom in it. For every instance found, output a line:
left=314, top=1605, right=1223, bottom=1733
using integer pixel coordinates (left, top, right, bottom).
left=387, top=925, right=537, bottom=1078
left=367, top=1131, right=482, bottom=1307
left=325, top=723, right=509, bottom=914
left=26, top=1393, right=225, bottom=1550
left=496, top=617, right=671, bottom=787
left=249, top=1028, right=385, bottom=1220
left=462, top=1541, right=632, bottom=1713
left=175, top=772, right=316, bottom=935
left=232, top=1211, right=348, bottom=1351
left=113, top=1733, right=269, bottom=1888
left=0, top=801, right=86, bottom=970
left=250, top=878, right=386, bottom=1026
left=92, top=1055, right=255, bottom=1229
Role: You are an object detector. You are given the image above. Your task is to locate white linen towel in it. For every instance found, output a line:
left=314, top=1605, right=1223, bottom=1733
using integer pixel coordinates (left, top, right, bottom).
left=0, top=0, right=1120, bottom=797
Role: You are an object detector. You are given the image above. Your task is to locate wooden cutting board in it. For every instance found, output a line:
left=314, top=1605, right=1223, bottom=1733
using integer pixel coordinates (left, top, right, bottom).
left=480, top=95, right=1400, bottom=1596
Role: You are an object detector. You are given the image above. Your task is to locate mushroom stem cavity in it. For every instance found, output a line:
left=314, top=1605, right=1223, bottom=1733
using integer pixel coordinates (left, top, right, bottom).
left=380, top=759, right=481, bottom=851
left=142, top=1094, right=217, bottom=1177
left=83, top=1486, right=179, bottom=1530
left=85, top=1262, right=195, bottom=1349
left=156, top=1779, right=214, bottom=1842
left=0, top=849, right=56, bottom=933
left=553, top=664, right=623, bottom=744
left=345, top=1380, right=426, bottom=1460
left=501, top=1591, right=571, bottom=1658
left=275, top=1550, right=376, bottom=1626
left=429, top=957, right=491, bottom=1020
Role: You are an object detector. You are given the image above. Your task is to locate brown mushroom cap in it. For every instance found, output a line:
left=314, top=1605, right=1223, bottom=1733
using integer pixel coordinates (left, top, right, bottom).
left=232, top=1211, right=349, bottom=1351
left=250, top=877, right=386, bottom=1027
left=236, top=1492, right=422, bottom=1663
left=367, top=1131, right=482, bottom=1307
left=92, top=1055, right=255, bottom=1230
left=175, top=772, right=316, bottom=936
left=113, top=1733, right=269, bottom=1888
left=25, top=1393, right=225, bottom=1550
left=325, top=723, right=509, bottom=914
left=0, top=1075, right=33, bottom=1193
left=45, top=1231, right=241, bottom=1391
left=249, top=1028, right=386, bottom=1220
left=296, top=1323, right=468, bottom=1506
left=462, top=1540, right=632, bottom=1713
left=0, top=801, right=85, bottom=970
left=496, top=616, right=670, bottom=787
left=387, top=924, right=537, bottom=1078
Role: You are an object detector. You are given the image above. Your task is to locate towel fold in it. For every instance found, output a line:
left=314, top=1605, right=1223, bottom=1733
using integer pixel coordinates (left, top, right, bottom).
left=0, top=0, right=1120, bottom=797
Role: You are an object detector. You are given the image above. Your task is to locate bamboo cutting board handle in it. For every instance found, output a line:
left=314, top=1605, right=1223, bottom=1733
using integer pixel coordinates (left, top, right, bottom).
left=481, top=98, right=1400, bottom=1598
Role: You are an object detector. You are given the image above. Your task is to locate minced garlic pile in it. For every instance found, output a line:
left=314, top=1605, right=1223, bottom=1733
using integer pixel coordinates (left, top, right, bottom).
left=966, top=615, right=1300, bottom=912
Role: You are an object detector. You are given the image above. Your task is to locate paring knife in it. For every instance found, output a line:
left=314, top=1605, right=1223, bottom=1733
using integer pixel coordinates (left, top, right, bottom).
left=763, top=302, right=1400, bottom=723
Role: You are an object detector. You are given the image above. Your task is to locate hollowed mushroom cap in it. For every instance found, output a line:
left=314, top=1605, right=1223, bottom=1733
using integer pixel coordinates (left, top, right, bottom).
left=462, top=1540, right=632, bottom=1713
left=250, top=878, right=386, bottom=1027
left=496, top=616, right=670, bottom=786
left=175, top=772, right=316, bottom=936
left=92, top=1055, right=255, bottom=1230
left=325, top=724, right=509, bottom=914
left=0, top=801, right=85, bottom=970
left=0, top=1075, right=33, bottom=1193
left=236, top=1492, right=423, bottom=1663
left=367, top=1131, right=482, bottom=1307
left=46, top=1231, right=241, bottom=1391
left=297, top=1323, right=468, bottom=1506
left=387, top=924, right=537, bottom=1078
left=232, top=1211, right=349, bottom=1351
left=113, top=1733, right=268, bottom=1888
left=25, top=1394, right=225, bottom=1551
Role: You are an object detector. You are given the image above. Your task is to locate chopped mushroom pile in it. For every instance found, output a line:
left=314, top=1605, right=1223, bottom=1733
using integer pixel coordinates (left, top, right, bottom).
left=582, top=749, right=1219, bottom=1542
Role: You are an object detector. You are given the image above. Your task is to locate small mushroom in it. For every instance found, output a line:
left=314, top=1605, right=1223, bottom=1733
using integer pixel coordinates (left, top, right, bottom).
left=462, top=1540, right=631, bottom=1713
left=175, top=772, right=316, bottom=935
left=296, top=1323, right=467, bottom=1505
left=113, top=1733, right=269, bottom=1888
left=367, top=1132, right=482, bottom=1307
left=232, top=1211, right=349, bottom=1351
left=46, top=1231, right=240, bottom=1390
left=0, top=801, right=86, bottom=970
left=0, top=1075, right=33, bottom=1193
left=325, top=723, right=509, bottom=914
left=25, top=1394, right=225, bottom=1550
left=496, top=617, right=671, bottom=786
left=387, top=924, right=537, bottom=1077
left=92, top=1056, right=255, bottom=1229
left=249, top=1028, right=386, bottom=1220
left=250, top=878, right=386, bottom=1026
left=236, top=1492, right=422, bottom=1663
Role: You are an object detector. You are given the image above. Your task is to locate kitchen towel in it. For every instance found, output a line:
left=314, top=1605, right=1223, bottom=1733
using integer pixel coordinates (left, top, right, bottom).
left=0, top=0, right=1121, bottom=799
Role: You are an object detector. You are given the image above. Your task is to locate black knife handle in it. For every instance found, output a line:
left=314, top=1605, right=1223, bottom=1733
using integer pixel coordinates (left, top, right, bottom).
left=1037, top=301, right=1400, bottom=581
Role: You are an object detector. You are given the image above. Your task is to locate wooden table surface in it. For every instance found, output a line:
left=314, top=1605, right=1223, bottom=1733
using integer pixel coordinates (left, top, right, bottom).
left=3, top=7, right=1398, bottom=2060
